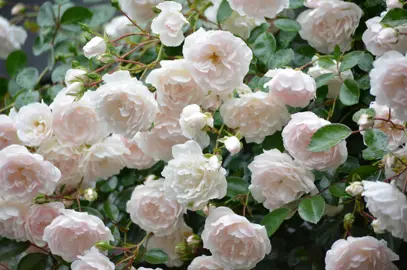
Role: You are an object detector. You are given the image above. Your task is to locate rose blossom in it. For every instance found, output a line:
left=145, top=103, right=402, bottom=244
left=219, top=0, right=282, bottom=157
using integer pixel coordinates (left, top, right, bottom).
left=0, top=16, right=27, bottom=59
left=126, top=178, right=184, bottom=236
left=71, top=247, right=115, bottom=270
left=220, top=91, right=290, bottom=144
left=282, top=112, right=348, bottom=171
left=147, top=221, right=193, bottom=267
left=0, top=145, right=61, bottom=203
left=228, top=0, right=289, bottom=23
left=188, top=255, right=223, bottom=270
left=162, top=140, right=227, bottom=210
left=24, top=202, right=64, bottom=247
left=264, top=68, right=316, bottom=108
left=151, top=1, right=189, bottom=47
left=118, top=0, right=164, bottom=24
left=93, top=70, right=158, bottom=138
left=80, top=134, right=129, bottom=184
left=0, top=198, right=28, bottom=242
left=387, top=0, right=403, bottom=9
left=370, top=51, right=407, bottom=121
left=325, top=236, right=399, bottom=270
left=43, top=209, right=114, bottom=262
left=362, top=181, right=407, bottom=240
left=179, top=104, right=213, bottom=148
left=202, top=207, right=271, bottom=270
left=0, top=114, right=18, bottom=150
left=297, top=0, right=363, bottom=54
left=83, top=36, right=106, bottom=59
left=183, top=28, right=252, bottom=95
left=11, top=102, right=53, bottom=147
left=249, top=149, right=317, bottom=211
left=119, top=135, right=157, bottom=170
left=105, top=16, right=136, bottom=40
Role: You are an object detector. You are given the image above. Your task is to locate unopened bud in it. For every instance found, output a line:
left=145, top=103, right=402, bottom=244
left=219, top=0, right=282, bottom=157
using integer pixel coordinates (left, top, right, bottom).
left=83, top=188, right=98, bottom=202
left=95, top=241, right=113, bottom=251
left=358, top=113, right=374, bottom=130
left=371, top=219, right=385, bottom=234
left=111, top=0, right=120, bottom=9
left=224, top=136, right=242, bottom=156
left=345, top=181, right=364, bottom=197
left=343, top=213, right=355, bottom=231
left=186, top=234, right=201, bottom=248
left=11, top=3, right=25, bottom=15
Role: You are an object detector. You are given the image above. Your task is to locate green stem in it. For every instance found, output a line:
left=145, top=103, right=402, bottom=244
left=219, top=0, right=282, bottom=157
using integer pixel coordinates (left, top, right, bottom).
left=140, top=44, right=164, bottom=81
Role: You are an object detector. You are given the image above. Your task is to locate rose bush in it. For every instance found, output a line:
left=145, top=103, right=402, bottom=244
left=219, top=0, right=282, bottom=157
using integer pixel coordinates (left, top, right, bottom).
left=0, top=0, right=407, bottom=269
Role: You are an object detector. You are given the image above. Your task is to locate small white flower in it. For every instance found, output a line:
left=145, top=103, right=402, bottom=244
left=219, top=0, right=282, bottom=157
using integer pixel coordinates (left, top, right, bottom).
left=0, top=114, right=19, bottom=150
left=224, top=136, right=241, bottom=155
left=345, top=181, right=364, bottom=196
left=65, top=69, right=87, bottom=87
left=71, top=247, right=115, bottom=270
left=372, top=219, right=386, bottom=234
left=83, top=188, right=98, bottom=202
left=228, top=0, right=289, bottom=23
left=105, top=16, right=136, bottom=40
left=83, top=36, right=107, bottom=59
left=179, top=104, right=213, bottom=148
left=151, top=1, right=189, bottom=47
left=0, top=16, right=27, bottom=59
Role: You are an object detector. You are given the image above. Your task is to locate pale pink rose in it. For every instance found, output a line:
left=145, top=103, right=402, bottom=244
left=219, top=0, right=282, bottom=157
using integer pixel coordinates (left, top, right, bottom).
left=220, top=91, right=290, bottom=144
left=71, top=247, right=115, bottom=270
left=0, top=198, right=28, bottom=242
left=0, top=16, right=27, bottom=59
left=126, top=178, right=185, bottom=236
left=118, top=0, right=164, bottom=24
left=264, top=68, right=316, bottom=108
left=188, top=255, right=223, bottom=270
left=202, top=207, right=271, bottom=270
left=183, top=28, right=252, bottom=95
left=228, top=0, right=289, bottom=23
left=282, top=112, right=348, bottom=171
left=105, top=16, right=136, bottom=40
left=146, top=60, right=206, bottom=113
left=297, top=0, right=363, bottom=54
left=119, top=135, right=157, bottom=170
left=24, top=202, right=64, bottom=247
left=370, top=51, right=407, bottom=121
left=248, top=149, right=317, bottom=211
left=0, top=114, right=18, bottom=150
left=0, top=145, right=61, bottom=203
left=325, top=236, right=399, bottom=270
left=43, top=209, right=114, bottom=262
left=387, top=0, right=403, bottom=8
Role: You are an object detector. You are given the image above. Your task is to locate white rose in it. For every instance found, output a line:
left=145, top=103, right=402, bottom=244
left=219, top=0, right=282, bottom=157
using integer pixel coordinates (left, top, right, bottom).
left=118, top=0, right=164, bottom=24
left=146, top=60, right=206, bottom=112
left=297, top=0, right=363, bottom=54
left=43, top=209, right=114, bottom=262
left=345, top=181, right=364, bottom=196
left=119, top=135, right=157, bottom=170
left=308, top=56, right=354, bottom=98
left=363, top=14, right=407, bottom=56
left=0, top=145, right=61, bottom=203
left=105, top=16, right=136, bottom=40
left=11, top=103, right=52, bottom=147
left=202, top=207, right=271, bottom=270
left=151, top=1, right=189, bottom=47
left=220, top=91, right=290, bottom=144
left=135, top=109, right=188, bottom=161
left=264, top=68, right=316, bottom=108
left=188, top=255, right=223, bottom=270
left=183, top=28, right=252, bottom=95
left=370, top=51, right=407, bottom=121
left=24, top=202, right=64, bottom=247
left=387, top=0, right=403, bottom=9
left=325, top=236, right=399, bottom=270
left=65, top=68, right=88, bottom=87
left=0, top=114, right=18, bottom=150
left=179, top=104, right=213, bottom=148
left=162, top=140, right=227, bottom=210
left=224, top=136, right=241, bottom=155
left=83, top=37, right=107, bottom=59
left=283, top=112, right=348, bottom=171
left=0, top=198, right=28, bottom=242
left=52, top=90, right=108, bottom=146
left=249, top=149, right=317, bottom=211
left=362, top=181, right=407, bottom=240
left=80, top=134, right=129, bottom=184
left=228, top=0, right=289, bottom=23
left=372, top=219, right=386, bottom=234
left=93, top=70, right=158, bottom=138
left=0, top=16, right=27, bottom=59
left=71, top=247, right=115, bottom=270
left=126, top=178, right=185, bottom=236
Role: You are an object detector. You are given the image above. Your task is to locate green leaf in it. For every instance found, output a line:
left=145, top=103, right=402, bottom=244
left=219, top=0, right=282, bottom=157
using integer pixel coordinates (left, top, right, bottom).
left=17, top=253, right=48, bottom=270
left=217, top=0, right=233, bottom=23
left=363, top=129, right=388, bottom=151
left=227, top=177, right=249, bottom=197
left=289, top=0, right=304, bottom=9
left=363, top=147, right=385, bottom=160
left=81, top=207, right=104, bottom=220
left=88, top=4, right=116, bottom=27
left=103, top=201, right=119, bottom=221
left=339, top=79, right=360, bottom=106
left=0, top=239, right=30, bottom=261
left=37, top=2, right=54, bottom=27
left=100, top=176, right=118, bottom=193
left=268, top=49, right=294, bottom=69
left=6, top=50, right=27, bottom=77
left=340, top=51, right=364, bottom=72
left=15, top=91, right=40, bottom=109
left=358, top=53, right=374, bottom=72
left=144, top=249, right=169, bottom=264
left=318, top=57, right=335, bottom=69
left=16, top=67, right=39, bottom=89
left=308, top=124, right=352, bottom=152
left=298, top=195, right=325, bottom=224
left=329, top=183, right=346, bottom=198
left=47, top=85, right=63, bottom=100
left=60, top=7, right=93, bottom=25
left=51, top=64, right=70, bottom=83
left=274, top=19, right=301, bottom=32
left=315, top=73, right=335, bottom=88
left=381, top=8, right=407, bottom=27
left=250, top=32, right=276, bottom=66
left=261, top=208, right=290, bottom=237
left=352, top=108, right=376, bottom=123
left=277, top=31, right=297, bottom=49
left=248, top=23, right=270, bottom=43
